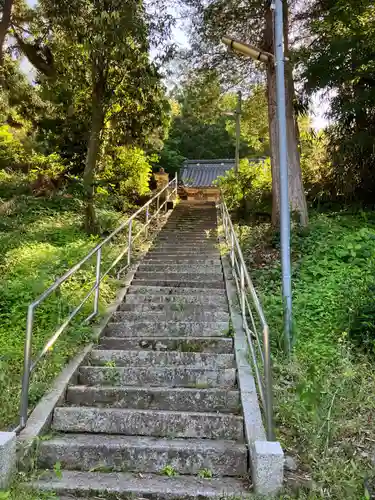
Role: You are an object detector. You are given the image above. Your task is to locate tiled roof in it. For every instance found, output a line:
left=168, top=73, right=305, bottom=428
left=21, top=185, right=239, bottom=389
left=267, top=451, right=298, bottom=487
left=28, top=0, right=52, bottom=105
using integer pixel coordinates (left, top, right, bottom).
left=180, top=159, right=235, bottom=188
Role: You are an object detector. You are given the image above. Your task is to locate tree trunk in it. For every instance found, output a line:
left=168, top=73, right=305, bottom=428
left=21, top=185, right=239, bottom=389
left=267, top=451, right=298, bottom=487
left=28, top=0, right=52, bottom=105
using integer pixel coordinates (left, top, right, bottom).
left=264, top=4, right=308, bottom=227
left=83, top=76, right=105, bottom=235
left=0, top=0, right=13, bottom=67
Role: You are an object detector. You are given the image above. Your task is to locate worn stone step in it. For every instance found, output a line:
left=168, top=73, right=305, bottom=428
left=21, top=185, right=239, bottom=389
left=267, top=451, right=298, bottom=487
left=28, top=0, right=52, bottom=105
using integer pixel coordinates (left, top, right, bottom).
left=144, top=254, right=221, bottom=262
left=124, top=294, right=227, bottom=307
left=132, top=279, right=224, bottom=289
left=31, top=470, right=250, bottom=499
left=148, top=241, right=218, bottom=247
left=127, top=285, right=227, bottom=299
left=146, top=247, right=220, bottom=254
left=154, top=236, right=218, bottom=245
left=163, top=223, right=217, bottom=227
left=119, top=302, right=227, bottom=313
left=89, top=349, right=234, bottom=368
left=38, top=434, right=247, bottom=476
left=160, top=230, right=217, bottom=236
left=111, top=310, right=229, bottom=323
left=158, top=230, right=217, bottom=235
left=100, top=336, right=233, bottom=353
left=161, top=232, right=217, bottom=236
left=66, top=386, right=241, bottom=413
left=142, top=257, right=221, bottom=265
left=137, top=264, right=222, bottom=274
left=105, top=320, right=229, bottom=337
left=52, top=407, right=244, bottom=440
left=79, top=366, right=236, bottom=388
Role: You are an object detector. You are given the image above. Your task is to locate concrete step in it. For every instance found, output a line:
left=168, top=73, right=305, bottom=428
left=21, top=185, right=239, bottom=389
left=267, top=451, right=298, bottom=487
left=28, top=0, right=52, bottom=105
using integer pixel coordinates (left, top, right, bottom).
left=132, top=279, right=224, bottom=289
left=38, top=434, right=247, bottom=476
left=120, top=302, right=227, bottom=313
left=124, top=294, right=228, bottom=307
left=142, top=257, right=221, bottom=265
left=163, top=223, right=217, bottom=227
left=157, top=229, right=217, bottom=235
left=100, top=336, right=233, bottom=353
left=111, top=310, right=229, bottom=323
left=158, top=230, right=217, bottom=235
left=66, top=386, right=241, bottom=413
left=89, top=349, right=235, bottom=368
left=144, top=253, right=221, bottom=261
left=151, top=245, right=218, bottom=251
left=163, top=222, right=217, bottom=226
left=52, top=407, right=244, bottom=440
left=126, top=285, right=227, bottom=299
left=156, top=237, right=217, bottom=243
left=146, top=248, right=221, bottom=255
left=105, top=320, right=229, bottom=337
left=79, top=366, right=236, bottom=388
left=137, top=264, right=222, bottom=274
left=31, top=470, right=250, bottom=499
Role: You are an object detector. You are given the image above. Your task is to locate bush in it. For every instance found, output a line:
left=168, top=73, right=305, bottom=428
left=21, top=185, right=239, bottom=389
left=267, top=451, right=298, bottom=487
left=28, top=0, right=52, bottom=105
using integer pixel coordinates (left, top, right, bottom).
left=28, top=152, right=66, bottom=182
left=300, top=129, right=334, bottom=205
left=99, top=146, right=152, bottom=210
left=0, top=125, right=27, bottom=170
left=215, top=157, right=272, bottom=215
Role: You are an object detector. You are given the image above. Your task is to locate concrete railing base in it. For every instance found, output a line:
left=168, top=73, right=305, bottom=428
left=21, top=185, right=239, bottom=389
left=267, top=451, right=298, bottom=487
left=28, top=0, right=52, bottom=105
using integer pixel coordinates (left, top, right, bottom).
left=217, top=207, right=284, bottom=497
left=0, top=432, right=16, bottom=489
left=251, top=440, right=284, bottom=495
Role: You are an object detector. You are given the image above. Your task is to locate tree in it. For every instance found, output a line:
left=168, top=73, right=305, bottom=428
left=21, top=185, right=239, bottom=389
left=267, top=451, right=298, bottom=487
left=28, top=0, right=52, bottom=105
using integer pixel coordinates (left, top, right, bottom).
left=179, top=0, right=309, bottom=225
left=299, top=0, right=375, bottom=203
left=0, top=0, right=13, bottom=66
left=38, top=0, right=172, bottom=233
left=159, top=73, right=271, bottom=173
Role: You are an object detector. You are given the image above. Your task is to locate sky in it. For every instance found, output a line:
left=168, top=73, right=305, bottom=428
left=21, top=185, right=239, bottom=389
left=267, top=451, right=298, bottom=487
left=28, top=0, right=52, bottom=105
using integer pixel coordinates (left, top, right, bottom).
left=24, top=0, right=329, bottom=130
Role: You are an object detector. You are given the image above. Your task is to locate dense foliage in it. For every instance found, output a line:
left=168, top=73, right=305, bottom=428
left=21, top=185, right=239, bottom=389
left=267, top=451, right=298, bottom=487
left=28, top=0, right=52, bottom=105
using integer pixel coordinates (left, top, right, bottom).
left=236, top=211, right=375, bottom=498
left=299, top=0, right=375, bottom=203
left=159, top=74, right=270, bottom=174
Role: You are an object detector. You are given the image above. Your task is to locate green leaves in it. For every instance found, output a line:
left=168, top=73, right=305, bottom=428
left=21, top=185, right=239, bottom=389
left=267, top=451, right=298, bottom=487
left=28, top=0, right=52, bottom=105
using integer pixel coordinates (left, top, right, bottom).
left=300, top=0, right=375, bottom=201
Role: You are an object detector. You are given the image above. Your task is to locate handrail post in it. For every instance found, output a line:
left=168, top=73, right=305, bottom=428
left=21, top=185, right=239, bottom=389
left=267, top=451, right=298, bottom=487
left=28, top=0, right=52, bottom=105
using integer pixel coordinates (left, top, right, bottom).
left=128, top=219, right=133, bottom=265
left=223, top=206, right=228, bottom=243
left=230, top=231, right=235, bottom=269
left=19, top=305, right=34, bottom=429
left=145, top=205, right=149, bottom=239
left=174, top=172, right=178, bottom=200
left=240, top=264, right=246, bottom=328
left=93, top=248, right=101, bottom=315
left=156, top=194, right=160, bottom=218
left=263, top=324, right=275, bottom=441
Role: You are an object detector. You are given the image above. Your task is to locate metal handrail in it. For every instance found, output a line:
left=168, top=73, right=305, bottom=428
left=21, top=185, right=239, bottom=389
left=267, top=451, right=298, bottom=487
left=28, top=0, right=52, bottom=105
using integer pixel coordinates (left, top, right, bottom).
left=14, top=174, right=178, bottom=433
left=220, top=197, right=275, bottom=441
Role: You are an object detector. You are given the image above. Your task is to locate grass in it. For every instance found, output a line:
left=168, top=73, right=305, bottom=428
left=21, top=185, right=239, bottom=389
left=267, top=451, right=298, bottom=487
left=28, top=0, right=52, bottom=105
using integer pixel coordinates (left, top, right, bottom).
left=237, top=210, right=375, bottom=499
left=161, top=464, right=178, bottom=477
left=0, top=187, right=155, bottom=430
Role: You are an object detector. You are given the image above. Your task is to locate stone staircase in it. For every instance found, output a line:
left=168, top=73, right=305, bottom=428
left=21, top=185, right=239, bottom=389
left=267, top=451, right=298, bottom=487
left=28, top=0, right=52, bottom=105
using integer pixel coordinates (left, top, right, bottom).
left=33, top=201, right=251, bottom=499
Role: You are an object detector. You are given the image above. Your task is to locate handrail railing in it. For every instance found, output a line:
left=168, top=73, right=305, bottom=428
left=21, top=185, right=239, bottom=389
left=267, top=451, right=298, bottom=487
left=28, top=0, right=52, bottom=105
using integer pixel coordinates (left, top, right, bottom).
left=14, top=174, right=178, bottom=433
left=220, top=197, right=275, bottom=441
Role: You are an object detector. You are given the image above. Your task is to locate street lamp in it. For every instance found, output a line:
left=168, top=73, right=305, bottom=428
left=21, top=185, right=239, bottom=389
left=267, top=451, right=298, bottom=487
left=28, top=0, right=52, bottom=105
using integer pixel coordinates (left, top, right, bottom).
left=222, top=0, right=292, bottom=354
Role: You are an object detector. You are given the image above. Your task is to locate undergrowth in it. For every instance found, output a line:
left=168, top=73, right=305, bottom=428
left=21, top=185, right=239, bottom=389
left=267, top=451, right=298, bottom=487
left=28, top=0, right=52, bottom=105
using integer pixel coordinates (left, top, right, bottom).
left=237, top=211, right=375, bottom=499
left=0, top=188, right=153, bottom=430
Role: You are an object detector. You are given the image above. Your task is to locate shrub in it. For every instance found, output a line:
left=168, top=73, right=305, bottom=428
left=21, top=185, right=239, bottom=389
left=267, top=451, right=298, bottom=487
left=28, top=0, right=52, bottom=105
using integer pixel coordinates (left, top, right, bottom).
left=99, top=146, right=152, bottom=210
left=28, top=152, right=66, bottom=182
left=0, top=125, right=27, bottom=170
left=215, top=157, right=272, bottom=215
